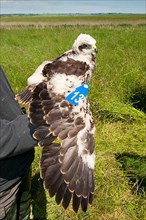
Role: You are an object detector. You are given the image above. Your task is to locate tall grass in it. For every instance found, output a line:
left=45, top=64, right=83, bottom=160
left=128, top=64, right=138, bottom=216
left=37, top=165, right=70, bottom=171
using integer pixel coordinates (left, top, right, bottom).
left=0, top=24, right=146, bottom=220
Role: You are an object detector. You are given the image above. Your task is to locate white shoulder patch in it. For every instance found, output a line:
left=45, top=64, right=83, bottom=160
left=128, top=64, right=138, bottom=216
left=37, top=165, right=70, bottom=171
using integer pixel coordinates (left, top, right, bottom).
left=27, top=61, right=49, bottom=85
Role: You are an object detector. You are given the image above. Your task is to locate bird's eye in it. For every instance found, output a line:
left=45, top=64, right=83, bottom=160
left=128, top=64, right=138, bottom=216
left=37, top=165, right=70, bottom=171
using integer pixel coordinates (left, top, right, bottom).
left=79, top=44, right=91, bottom=51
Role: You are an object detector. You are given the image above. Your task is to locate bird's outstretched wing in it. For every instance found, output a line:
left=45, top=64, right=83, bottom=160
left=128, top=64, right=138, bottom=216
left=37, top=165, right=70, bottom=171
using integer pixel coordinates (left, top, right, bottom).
left=29, top=82, right=95, bottom=213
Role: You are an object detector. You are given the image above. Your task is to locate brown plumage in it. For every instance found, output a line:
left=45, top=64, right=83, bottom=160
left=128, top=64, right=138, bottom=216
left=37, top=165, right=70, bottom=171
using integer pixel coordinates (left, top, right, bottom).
left=16, top=33, right=97, bottom=213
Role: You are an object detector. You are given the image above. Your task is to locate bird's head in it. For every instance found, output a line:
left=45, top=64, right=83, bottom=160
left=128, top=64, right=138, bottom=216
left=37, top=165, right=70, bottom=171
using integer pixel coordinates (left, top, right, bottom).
left=72, top=33, right=97, bottom=56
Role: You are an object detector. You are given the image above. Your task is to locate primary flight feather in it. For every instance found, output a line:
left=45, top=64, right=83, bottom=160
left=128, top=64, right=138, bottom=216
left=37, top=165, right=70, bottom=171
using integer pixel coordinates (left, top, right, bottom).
left=16, top=33, right=97, bottom=213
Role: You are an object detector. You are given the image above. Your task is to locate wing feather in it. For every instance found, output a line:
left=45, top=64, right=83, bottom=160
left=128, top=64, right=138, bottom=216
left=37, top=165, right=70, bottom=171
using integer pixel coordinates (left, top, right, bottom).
left=48, top=175, right=64, bottom=197
left=63, top=156, right=80, bottom=183
left=81, top=197, right=88, bottom=212
left=58, top=127, right=72, bottom=139
left=15, top=85, right=36, bottom=104
left=68, top=159, right=83, bottom=192
left=61, top=146, right=78, bottom=174
left=62, top=188, right=72, bottom=210
left=33, top=126, right=50, bottom=140
left=73, top=193, right=81, bottom=213
left=55, top=182, right=67, bottom=205
left=38, top=135, right=56, bottom=147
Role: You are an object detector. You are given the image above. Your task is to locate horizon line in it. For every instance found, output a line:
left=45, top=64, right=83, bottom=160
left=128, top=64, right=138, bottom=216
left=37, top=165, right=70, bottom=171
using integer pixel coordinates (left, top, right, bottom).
left=1, top=12, right=146, bottom=16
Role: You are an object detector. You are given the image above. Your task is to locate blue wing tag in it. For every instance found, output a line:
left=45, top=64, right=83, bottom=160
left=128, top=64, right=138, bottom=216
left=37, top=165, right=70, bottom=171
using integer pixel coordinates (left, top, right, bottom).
left=66, top=83, right=90, bottom=105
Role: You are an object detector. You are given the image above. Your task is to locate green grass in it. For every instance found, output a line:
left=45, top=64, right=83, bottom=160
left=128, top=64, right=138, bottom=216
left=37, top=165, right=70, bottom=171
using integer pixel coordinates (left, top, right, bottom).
left=0, top=23, right=146, bottom=220
left=0, top=14, right=145, bottom=22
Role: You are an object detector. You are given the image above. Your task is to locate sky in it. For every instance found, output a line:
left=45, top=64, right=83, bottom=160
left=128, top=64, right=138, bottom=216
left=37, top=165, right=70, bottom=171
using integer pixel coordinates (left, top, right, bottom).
left=0, top=0, right=146, bottom=15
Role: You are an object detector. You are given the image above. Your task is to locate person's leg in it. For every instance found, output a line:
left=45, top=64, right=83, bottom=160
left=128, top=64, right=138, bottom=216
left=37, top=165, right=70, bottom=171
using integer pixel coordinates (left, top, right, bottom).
left=0, top=168, right=32, bottom=220
left=16, top=168, right=32, bottom=220
left=0, top=182, right=20, bottom=220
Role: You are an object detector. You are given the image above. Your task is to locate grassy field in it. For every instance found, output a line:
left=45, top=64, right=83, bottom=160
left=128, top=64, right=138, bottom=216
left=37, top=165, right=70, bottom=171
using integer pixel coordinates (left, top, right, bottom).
left=0, top=17, right=146, bottom=220
left=1, top=14, right=145, bottom=27
left=1, top=14, right=145, bottom=22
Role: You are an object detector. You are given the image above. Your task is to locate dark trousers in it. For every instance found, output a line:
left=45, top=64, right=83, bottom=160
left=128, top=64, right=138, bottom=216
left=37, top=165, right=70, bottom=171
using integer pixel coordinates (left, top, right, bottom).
left=0, top=168, right=32, bottom=220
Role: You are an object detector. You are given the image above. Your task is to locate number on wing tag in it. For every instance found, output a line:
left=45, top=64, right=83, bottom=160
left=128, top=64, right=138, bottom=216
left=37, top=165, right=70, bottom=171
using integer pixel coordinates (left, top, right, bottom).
left=66, top=83, right=90, bottom=105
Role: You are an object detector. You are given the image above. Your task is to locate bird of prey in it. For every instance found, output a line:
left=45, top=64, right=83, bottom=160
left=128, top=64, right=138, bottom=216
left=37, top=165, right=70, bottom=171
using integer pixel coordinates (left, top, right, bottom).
left=16, top=33, right=97, bottom=213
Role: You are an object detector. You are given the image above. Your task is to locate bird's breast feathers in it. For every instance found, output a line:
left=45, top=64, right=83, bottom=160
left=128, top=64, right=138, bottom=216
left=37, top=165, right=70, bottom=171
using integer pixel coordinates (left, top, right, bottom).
left=47, top=73, right=81, bottom=96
